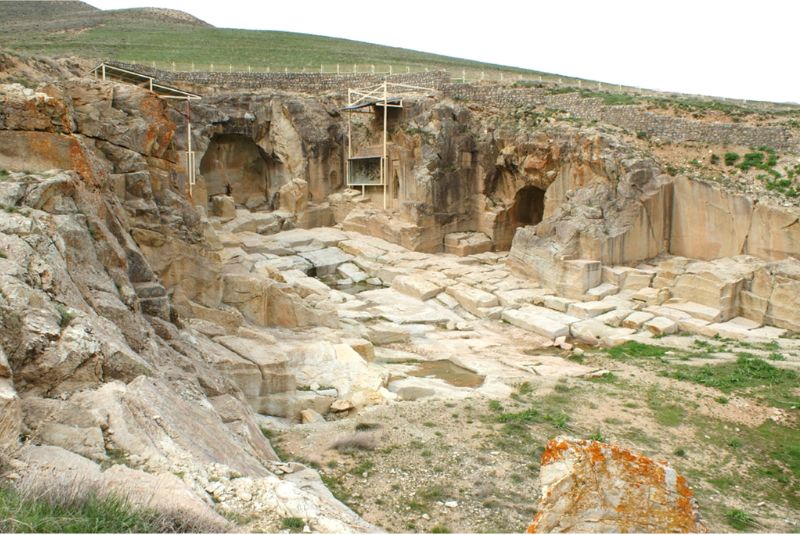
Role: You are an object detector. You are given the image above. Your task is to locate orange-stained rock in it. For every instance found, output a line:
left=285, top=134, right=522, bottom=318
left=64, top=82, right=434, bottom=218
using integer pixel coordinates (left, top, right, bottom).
left=528, top=437, right=706, bottom=533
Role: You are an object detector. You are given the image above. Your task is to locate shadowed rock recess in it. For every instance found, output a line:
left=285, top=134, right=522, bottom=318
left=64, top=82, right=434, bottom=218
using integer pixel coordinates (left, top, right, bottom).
left=0, top=50, right=798, bottom=533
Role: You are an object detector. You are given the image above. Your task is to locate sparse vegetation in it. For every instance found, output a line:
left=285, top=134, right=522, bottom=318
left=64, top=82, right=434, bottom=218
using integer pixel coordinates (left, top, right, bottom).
left=605, top=341, right=669, bottom=360
left=0, top=486, right=204, bottom=533
left=54, top=303, right=75, bottom=328
left=725, top=508, right=754, bottom=531
left=281, top=517, right=305, bottom=532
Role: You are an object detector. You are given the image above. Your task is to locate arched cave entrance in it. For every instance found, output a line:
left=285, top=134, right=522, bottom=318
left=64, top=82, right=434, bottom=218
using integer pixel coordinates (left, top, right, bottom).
left=199, top=133, right=271, bottom=208
left=493, top=185, right=547, bottom=250
left=512, top=185, right=546, bottom=227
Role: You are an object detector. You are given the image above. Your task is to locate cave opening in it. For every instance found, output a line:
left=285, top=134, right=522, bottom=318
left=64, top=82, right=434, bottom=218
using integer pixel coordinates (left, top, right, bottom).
left=199, top=133, right=271, bottom=208
left=512, top=185, right=546, bottom=227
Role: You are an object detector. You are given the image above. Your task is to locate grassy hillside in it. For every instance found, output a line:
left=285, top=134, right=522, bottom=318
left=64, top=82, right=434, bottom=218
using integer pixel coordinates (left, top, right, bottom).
left=0, top=1, right=549, bottom=79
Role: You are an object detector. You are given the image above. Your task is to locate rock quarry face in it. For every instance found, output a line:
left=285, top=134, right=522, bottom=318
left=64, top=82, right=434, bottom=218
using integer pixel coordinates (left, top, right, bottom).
left=528, top=437, right=706, bottom=533
left=1, top=51, right=799, bottom=532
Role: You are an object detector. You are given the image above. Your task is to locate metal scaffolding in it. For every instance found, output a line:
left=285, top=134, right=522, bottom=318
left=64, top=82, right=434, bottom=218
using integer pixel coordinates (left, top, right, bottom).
left=343, top=81, right=434, bottom=209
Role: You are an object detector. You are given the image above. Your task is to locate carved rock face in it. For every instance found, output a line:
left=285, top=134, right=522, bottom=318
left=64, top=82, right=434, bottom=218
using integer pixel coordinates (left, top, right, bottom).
left=529, top=437, right=706, bottom=533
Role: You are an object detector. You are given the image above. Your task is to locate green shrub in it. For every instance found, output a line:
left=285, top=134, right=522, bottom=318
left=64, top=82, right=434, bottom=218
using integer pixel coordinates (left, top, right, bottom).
left=710, top=153, right=720, bottom=164
left=55, top=303, right=75, bottom=328
left=281, top=517, right=305, bottom=532
left=725, top=508, right=753, bottom=531
left=724, top=152, right=740, bottom=166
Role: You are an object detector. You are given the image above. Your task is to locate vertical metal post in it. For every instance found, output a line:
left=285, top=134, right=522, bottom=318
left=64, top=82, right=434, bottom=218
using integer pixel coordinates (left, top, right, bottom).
left=382, top=81, right=388, bottom=210
left=347, top=89, right=352, bottom=192
left=186, top=100, right=193, bottom=198
left=148, top=78, right=152, bottom=92
left=101, top=64, right=106, bottom=80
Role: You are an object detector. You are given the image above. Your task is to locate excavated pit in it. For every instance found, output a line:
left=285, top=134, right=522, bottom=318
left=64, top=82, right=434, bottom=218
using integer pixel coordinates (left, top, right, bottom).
left=199, top=133, right=274, bottom=208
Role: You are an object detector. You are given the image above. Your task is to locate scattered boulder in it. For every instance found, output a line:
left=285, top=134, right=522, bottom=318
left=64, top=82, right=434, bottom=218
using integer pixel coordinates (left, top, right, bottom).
left=528, top=437, right=706, bottom=533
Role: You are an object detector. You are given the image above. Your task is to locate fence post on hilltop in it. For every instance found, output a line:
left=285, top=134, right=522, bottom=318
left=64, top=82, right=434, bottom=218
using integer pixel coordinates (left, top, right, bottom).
left=337, top=63, right=340, bottom=74
left=248, top=65, right=251, bottom=73
left=285, top=67, right=288, bottom=73
left=191, top=62, right=194, bottom=72
left=598, top=82, right=601, bottom=90
left=320, top=64, right=323, bottom=73
left=500, top=72, right=504, bottom=81
left=389, top=65, right=393, bottom=75
left=481, top=71, right=485, bottom=81
left=353, top=64, right=356, bottom=73
left=539, top=75, right=542, bottom=82
left=406, top=65, right=410, bottom=73
left=172, top=61, right=175, bottom=72
left=229, top=64, right=232, bottom=73
left=266, top=66, right=270, bottom=73
left=371, top=64, right=375, bottom=74
left=462, top=69, right=466, bottom=83
left=210, top=63, right=214, bottom=72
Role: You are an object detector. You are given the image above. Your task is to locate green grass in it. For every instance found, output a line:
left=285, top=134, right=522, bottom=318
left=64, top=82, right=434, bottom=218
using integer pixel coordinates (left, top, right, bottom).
left=0, top=6, right=546, bottom=80
left=605, top=341, right=669, bottom=360
left=725, top=508, right=754, bottom=531
left=281, top=517, right=305, bottom=532
left=54, top=303, right=75, bottom=328
left=667, top=354, right=799, bottom=409
left=0, top=486, right=197, bottom=533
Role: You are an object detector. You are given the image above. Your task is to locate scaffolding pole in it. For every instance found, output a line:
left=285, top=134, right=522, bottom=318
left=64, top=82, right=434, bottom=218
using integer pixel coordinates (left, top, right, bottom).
left=382, top=81, right=388, bottom=210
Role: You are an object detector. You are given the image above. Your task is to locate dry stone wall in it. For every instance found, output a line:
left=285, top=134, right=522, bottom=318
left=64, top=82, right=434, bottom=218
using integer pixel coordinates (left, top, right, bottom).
left=106, top=62, right=450, bottom=93
left=444, top=85, right=797, bottom=151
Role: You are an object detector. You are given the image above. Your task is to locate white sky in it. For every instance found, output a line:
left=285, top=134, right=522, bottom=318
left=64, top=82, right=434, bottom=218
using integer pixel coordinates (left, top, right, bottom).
left=85, top=0, right=798, bottom=103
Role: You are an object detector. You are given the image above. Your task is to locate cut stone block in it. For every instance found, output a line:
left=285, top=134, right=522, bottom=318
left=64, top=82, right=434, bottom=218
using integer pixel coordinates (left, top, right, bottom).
left=392, top=275, right=443, bottom=301
left=543, top=295, right=574, bottom=312
left=662, top=299, right=722, bottom=322
left=595, top=308, right=634, bottom=328
left=297, top=247, right=354, bottom=277
left=495, top=288, right=547, bottom=307
left=336, top=262, right=368, bottom=283
left=444, top=231, right=493, bottom=256
left=446, top=284, right=499, bottom=316
left=677, top=317, right=713, bottom=336
left=502, top=309, right=570, bottom=339
left=435, top=292, right=459, bottom=309
left=643, top=305, right=692, bottom=322
left=584, top=282, right=619, bottom=301
left=722, top=316, right=761, bottom=330
left=631, top=286, right=670, bottom=305
left=567, top=301, right=616, bottom=319
left=570, top=319, right=636, bottom=346
left=622, top=311, right=655, bottom=329
left=644, top=316, right=678, bottom=335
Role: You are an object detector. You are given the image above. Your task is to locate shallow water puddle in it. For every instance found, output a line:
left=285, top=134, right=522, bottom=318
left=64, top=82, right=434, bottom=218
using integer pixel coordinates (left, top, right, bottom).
left=407, top=359, right=486, bottom=388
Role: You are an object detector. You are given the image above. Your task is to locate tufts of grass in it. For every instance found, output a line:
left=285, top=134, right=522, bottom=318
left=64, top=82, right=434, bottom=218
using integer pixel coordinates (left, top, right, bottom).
left=354, top=422, right=380, bottom=432
left=605, top=341, right=669, bottom=360
left=281, top=517, right=304, bottom=532
left=668, top=354, right=798, bottom=409
left=54, top=303, right=75, bottom=328
left=725, top=508, right=753, bottom=531
left=0, top=486, right=210, bottom=533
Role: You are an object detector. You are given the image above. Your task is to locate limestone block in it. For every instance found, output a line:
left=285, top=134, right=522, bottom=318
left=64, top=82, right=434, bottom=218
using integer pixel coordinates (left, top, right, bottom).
left=765, top=279, right=800, bottom=331
left=543, top=295, right=575, bottom=312
left=336, top=262, right=367, bottom=283
left=671, top=270, right=743, bottom=321
left=392, top=275, right=443, bottom=301
left=300, top=409, right=326, bottom=424
left=745, top=203, right=800, bottom=261
left=495, top=288, right=547, bottom=307
left=443, top=232, right=493, bottom=256
left=584, top=282, right=618, bottom=301
left=558, top=260, right=602, bottom=299
left=253, top=255, right=313, bottom=275
left=644, top=316, right=678, bottom=335
left=445, top=284, right=499, bottom=316
left=501, top=305, right=579, bottom=339
left=670, top=177, right=752, bottom=260
left=643, top=305, right=693, bottom=322
left=662, top=299, right=721, bottom=322
left=297, top=247, right=353, bottom=277
left=631, top=286, right=670, bottom=305
left=621, top=311, right=655, bottom=329
left=621, top=269, right=655, bottom=290
left=566, top=301, right=616, bottom=319
left=677, top=317, right=713, bottom=337
left=342, top=338, right=375, bottom=362
left=570, top=319, right=635, bottom=346
left=435, top=292, right=460, bottom=309
left=529, top=437, right=706, bottom=533
left=595, top=308, right=634, bottom=328
left=366, top=322, right=411, bottom=345
left=210, top=195, right=236, bottom=221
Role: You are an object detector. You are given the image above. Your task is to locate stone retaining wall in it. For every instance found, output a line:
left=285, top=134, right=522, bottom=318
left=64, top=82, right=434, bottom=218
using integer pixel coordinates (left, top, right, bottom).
left=107, top=62, right=450, bottom=93
left=442, top=85, right=797, bottom=151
